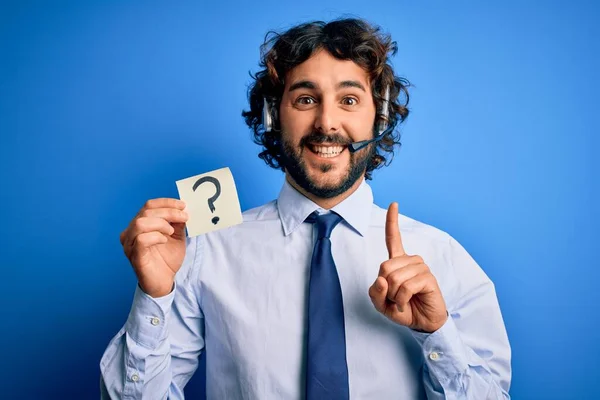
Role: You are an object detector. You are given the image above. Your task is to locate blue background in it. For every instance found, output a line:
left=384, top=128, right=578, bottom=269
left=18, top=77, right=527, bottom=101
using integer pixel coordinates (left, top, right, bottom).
left=1, top=1, right=598, bottom=399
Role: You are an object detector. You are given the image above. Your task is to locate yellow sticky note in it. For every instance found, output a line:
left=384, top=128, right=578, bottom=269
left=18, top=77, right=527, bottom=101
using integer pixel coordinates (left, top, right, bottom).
left=175, top=167, right=243, bottom=237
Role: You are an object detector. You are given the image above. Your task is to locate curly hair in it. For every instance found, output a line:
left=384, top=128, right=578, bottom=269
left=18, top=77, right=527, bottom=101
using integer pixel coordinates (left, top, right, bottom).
left=242, top=18, right=410, bottom=180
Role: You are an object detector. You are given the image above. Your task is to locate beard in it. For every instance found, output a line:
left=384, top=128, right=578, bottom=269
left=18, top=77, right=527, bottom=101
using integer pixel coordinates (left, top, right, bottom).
left=279, top=130, right=375, bottom=199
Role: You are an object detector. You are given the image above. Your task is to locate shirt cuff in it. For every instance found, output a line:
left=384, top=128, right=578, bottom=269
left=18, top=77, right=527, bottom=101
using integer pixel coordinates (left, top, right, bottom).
left=410, top=316, right=469, bottom=384
left=124, top=284, right=175, bottom=349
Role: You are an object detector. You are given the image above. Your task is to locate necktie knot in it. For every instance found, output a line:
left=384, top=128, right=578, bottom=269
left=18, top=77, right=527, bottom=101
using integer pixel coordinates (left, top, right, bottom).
left=306, top=211, right=343, bottom=239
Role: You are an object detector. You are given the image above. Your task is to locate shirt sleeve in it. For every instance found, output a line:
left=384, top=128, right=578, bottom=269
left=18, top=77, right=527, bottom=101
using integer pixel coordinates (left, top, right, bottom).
left=99, top=236, right=206, bottom=400
left=411, top=236, right=512, bottom=400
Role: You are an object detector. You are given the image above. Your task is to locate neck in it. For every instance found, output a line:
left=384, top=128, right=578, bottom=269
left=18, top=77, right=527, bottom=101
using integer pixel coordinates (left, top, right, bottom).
left=285, top=173, right=364, bottom=210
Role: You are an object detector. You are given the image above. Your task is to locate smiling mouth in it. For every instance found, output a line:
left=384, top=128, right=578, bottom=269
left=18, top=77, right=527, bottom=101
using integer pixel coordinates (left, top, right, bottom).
left=307, top=144, right=346, bottom=158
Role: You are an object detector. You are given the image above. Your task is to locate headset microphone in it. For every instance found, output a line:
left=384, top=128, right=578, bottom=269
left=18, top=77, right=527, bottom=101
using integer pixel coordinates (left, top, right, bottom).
left=347, top=124, right=393, bottom=153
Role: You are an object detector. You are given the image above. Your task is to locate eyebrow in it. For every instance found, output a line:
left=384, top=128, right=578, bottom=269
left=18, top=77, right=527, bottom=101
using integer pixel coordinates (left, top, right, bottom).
left=338, top=80, right=367, bottom=92
left=287, top=80, right=367, bottom=93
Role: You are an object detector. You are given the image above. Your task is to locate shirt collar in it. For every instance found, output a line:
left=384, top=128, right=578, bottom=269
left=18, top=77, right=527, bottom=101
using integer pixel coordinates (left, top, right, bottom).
left=276, top=177, right=373, bottom=237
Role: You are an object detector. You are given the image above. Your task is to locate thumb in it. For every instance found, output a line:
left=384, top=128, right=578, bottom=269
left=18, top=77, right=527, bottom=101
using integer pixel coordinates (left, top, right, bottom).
left=171, top=222, right=187, bottom=239
left=369, top=276, right=388, bottom=313
left=172, top=206, right=189, bottom=239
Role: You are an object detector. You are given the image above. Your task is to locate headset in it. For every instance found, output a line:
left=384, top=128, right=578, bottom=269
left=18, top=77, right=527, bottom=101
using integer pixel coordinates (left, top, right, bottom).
left=262, top=85, right=393, bottom=153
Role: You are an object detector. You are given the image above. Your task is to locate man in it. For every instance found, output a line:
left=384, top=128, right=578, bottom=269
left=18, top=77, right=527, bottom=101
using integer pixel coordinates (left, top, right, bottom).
left=100, top=18, right=511, bottom=399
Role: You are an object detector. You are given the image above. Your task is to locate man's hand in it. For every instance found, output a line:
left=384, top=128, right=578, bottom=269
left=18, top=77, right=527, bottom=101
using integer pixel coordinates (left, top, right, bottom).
left=120, top=198, right=189, bottom=298
left=368, top=202, right=448, bottom=333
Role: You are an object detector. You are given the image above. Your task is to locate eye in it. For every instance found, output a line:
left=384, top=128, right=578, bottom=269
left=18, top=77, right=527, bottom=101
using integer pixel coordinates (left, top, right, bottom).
left=295, top=96, right=316, bottom=105
left=341, top=97, right=358, bottom=106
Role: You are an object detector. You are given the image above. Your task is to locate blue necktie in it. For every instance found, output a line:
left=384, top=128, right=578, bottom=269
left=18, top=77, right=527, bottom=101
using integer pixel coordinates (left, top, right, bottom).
left=305, top=212, right=350, bottom=399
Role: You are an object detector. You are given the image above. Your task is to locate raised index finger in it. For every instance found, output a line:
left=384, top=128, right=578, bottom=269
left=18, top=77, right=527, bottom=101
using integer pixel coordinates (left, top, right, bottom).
left=385, top=202, right=405, bottom=259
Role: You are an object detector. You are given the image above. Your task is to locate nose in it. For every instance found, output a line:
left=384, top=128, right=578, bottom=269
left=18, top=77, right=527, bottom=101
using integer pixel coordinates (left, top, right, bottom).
left=314, top=100, right=341, bottom=134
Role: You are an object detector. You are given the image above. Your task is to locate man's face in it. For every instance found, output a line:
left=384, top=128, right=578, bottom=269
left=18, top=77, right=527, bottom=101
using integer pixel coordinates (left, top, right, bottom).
left=278, top=49, right=377, bottom=199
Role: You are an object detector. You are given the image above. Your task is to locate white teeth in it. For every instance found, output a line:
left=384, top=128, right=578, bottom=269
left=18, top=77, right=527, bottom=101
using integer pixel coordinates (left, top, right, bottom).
left=313, top=145, right=343, bottom=157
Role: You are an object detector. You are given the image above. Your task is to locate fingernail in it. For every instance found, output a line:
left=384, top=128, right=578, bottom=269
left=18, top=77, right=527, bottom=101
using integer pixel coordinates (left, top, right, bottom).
left=396, top=304, right=403, bottom=312
left=375, top=279, right=383, bottom=291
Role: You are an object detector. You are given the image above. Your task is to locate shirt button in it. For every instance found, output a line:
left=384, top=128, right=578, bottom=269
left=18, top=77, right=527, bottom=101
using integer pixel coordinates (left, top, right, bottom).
left=429, top=352, right=440, bottom=361
left=131, top=373, right=139, bottom=382
left=150, top=317, right=160, bottom=326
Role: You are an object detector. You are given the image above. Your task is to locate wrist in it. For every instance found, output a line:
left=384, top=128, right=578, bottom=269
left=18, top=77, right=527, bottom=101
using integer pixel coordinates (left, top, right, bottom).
left=139, top=281, right=174, bottom=298
left=413, top=311, right=449, bottom=334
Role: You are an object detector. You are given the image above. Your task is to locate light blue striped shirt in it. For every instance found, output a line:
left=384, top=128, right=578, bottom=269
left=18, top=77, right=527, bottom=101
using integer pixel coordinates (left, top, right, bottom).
left=100, top=179, right=511, bottom=399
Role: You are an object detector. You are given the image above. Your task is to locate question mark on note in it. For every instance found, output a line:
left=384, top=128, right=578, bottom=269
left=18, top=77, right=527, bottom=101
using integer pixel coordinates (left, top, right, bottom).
left=192, top=176, right=221, bottom=225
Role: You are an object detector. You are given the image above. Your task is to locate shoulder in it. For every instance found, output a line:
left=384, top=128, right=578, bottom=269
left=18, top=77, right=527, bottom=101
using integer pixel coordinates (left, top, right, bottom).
left=241, top=200, right=279, bottom=223
left=370, top=204, right=493, bottom=302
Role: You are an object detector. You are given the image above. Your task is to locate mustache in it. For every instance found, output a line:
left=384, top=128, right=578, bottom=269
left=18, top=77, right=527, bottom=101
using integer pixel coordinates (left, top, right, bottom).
left=299, top=132, right=353, bottom=147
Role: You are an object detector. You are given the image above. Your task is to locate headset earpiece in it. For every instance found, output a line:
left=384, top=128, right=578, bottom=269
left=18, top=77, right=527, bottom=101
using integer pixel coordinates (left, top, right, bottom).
left=376, top=86, right=391, bottom=136
left=262, top=98, right=278, bottom=133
